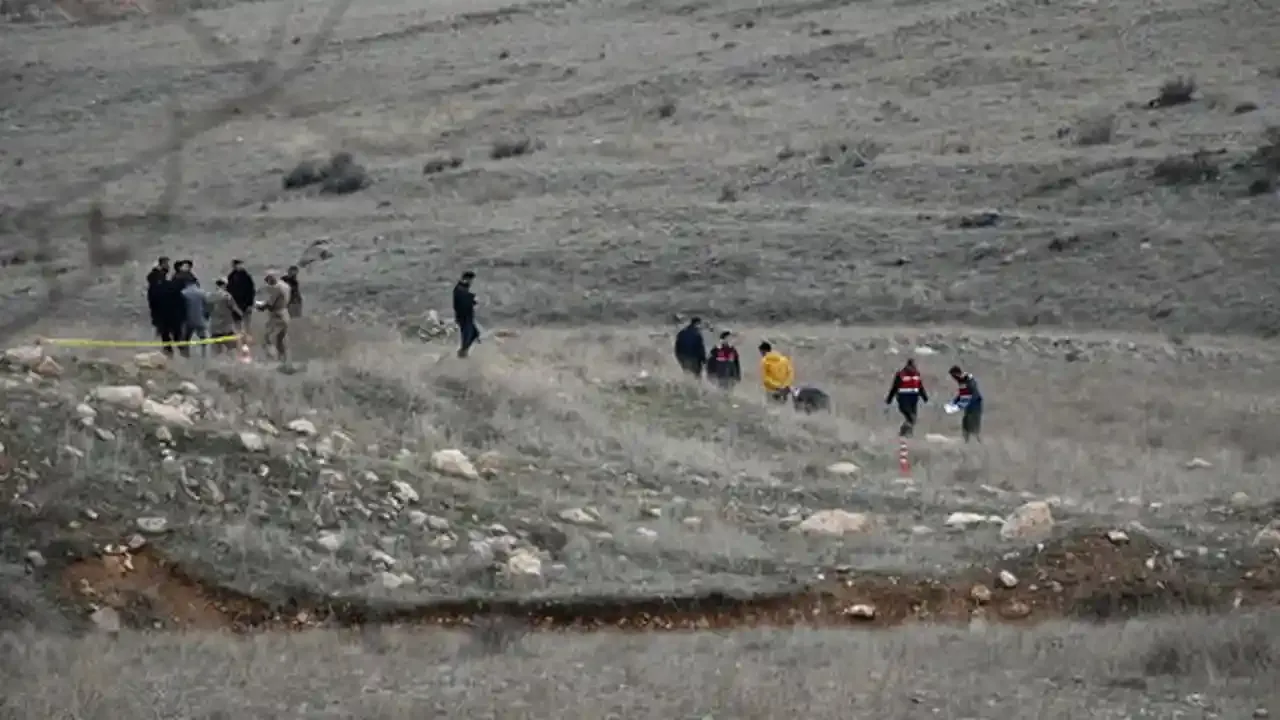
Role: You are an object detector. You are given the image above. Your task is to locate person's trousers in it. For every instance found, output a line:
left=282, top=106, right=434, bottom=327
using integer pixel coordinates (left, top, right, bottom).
left=184, top=324, right=210, bottom=358
left=238, top=306, right=253, bottom=335
left=457, top=319, right=480, bottom=358
left=961, top=405, right=983, bottom=442
left=678, top=358, right=704, bottom=377
left=767, top=387, right=792, bottom=404
left=156, top=324, right=182, bottom=357
left=210, top=327, right=237, bottom=355
left=264, top=322, right=288, bottom=361
left=897, top=398, right=919, bottom=437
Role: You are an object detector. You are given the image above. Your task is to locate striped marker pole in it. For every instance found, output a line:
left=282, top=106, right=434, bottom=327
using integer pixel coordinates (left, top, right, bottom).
left=898, top=438, right=911, bottom=477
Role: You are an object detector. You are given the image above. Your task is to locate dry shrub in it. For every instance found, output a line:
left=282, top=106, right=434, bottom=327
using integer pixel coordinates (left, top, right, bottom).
left=1151, top=151, right=1218, bottom=186
left=1149, top=76, right=1196, bottom=108
left=1073, top=113, right=1115, bottom=147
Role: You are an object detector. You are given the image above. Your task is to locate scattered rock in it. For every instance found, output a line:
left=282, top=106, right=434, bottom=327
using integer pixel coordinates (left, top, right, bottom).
left=379, top=571, right=408, bottom=589
left=315, top=531, right=344, bottom=552
left=558, top=507, right=599, bottom=526
left=93, top=385, right=146, bottom=411
left=996, top=570, right=1018, bottom=588
left=286, top=418, right=318, bottom=436
left=957, top=210, right=1001, bottom=229
left=89, top=606, right=122, bottom=633
left=133, top=351, right=168, bottom=369
left=391, top=480, right=420, bottom=504
left=34, top=355, right=62, bottom=377
left=505, top=548, right=543, bottom=577
left=3, top=345, right=44, bottom=369
left=999, top=501, right=1054, bottom=540
left=843, top=603, right=876, bottom=619
left=24, top=550, right=46, bottom=569
left=1000, top=600, right=1032, bottom=619
left=141, top=399, right=193, bottom=428
left=969, top=584, right=992, bottom=604
left=1106, top=530, right=1130, bottom=544
left=75, top=403, right=96, bottom=419
left=925, top=433, right=957, bottom=445
left=238, top=432, right=266, bottom=452
left=825, top=461, right=860, bottom=476
left=1184, top=457, right=1212, bottom=470
left=797, top=509, right=876, bottom=536
left=945, top=512, right=988, bottom=529
left=1253, top=520, right=1280, bottom=547
left=430, top=449, right=480, bottom=480
left=1231, top=491, right=1251, bottom=508
left=135, top=517, right=169, bottom=534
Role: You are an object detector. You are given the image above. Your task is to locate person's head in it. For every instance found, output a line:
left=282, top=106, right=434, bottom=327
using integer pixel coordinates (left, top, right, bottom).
left=264, top=271, right=278, bottom=286
left=286, top=265, right=299, bottom=277
left=948, top=365, right=963, bottom=380
left=758, top=341, right=772, bottom=356
left=688, top=316, right=702, bottom=329
left=460, top=270, right=475, bottom=286
left=231, top=259, right=244, bottom=271
left=175, top=259, right=193, bottom=273
left=719, top=330, right=732, bottom=346
left=157, top=256, right=170, bottom=270
left=215, top=278, right=227, bottom=290
left=905, top=358, right=916, bottom=370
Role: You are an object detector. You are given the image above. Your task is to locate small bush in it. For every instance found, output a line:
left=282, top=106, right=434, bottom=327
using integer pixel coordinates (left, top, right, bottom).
left=654, top=98, right=677, bottom=119
left=1151, top=151, right=1218, bottom=186
left=490, top=137, right=538, bottom=160
left=1150, top=76, right=1196, bottom=108
left=423, top=156, right=464, bottom=175
left=1073, top=113, right=1115, bottom=147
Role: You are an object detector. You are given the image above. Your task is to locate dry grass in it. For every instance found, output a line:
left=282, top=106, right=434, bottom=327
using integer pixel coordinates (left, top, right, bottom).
left=2, top=613, right=1277, bottom=718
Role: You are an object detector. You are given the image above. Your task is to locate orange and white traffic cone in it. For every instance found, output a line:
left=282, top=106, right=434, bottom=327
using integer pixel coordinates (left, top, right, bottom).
left=898, top=438, right=911, bottom=478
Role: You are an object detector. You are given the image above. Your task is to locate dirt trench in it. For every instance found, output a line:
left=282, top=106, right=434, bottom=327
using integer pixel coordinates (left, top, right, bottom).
left=60, top=529, right=1280, bottom=634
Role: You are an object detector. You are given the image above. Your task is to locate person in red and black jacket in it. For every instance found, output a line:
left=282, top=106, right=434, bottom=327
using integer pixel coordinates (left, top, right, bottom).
left=705, top=331, right=742, bottom=389
left=885, top=358, right=928, bottom=437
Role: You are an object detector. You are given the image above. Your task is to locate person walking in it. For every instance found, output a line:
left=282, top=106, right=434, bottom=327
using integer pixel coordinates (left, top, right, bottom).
left=885, top=358, right=929, bottom=437
left=226, top=259, right=256, bottom=334
left=180, top=275, right=212, bottom=358
left=705, top=330, right=741, bottom=390
left=256, top=271, right=291, bottom=363
left=208, top=279, right=243, bottom=355
left=453, top=271, right=480, bottom=358
left=758, top=341, right=795, bottom=404
left=282, top=265, right=303, bottom=319
left=673, top=317, right=707, bottom=378
left=146, top=256, right=172, bottom=344
left=948, top=365, right=984, bottom=443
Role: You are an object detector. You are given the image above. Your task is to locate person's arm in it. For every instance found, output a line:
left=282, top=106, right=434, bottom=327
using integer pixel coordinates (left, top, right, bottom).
left=782, top=358, right=795, bottom=388
left=730, top=356, right=741, bottom=380
left=919, top=381, right=929, bottom=404
left=885, top=374, right=901, bottom=404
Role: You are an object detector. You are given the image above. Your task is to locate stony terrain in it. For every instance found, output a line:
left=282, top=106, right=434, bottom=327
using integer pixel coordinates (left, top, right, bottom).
left=1, top=0, right=1280, bottom=715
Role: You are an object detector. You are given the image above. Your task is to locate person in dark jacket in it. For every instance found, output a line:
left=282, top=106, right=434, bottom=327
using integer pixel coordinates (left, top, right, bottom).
left=226, top=259, right=256, bottom=333
left=673, top=317, right=707, bottom=378
left=282, top=265, right=303, bottom=318
left=154, top=274, right=188, bottom=357
left=146, top=256, right=171, bottom=338
left=948, top=365, right=984, bottom=443
left=705, top=331, right=741, bottom=389
left=885, top=358, right=929, bottom=437
left=453, top=270, right=480, bottom=358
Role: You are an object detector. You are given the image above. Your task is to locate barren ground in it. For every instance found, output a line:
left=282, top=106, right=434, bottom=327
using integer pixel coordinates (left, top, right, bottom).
left=1, top=0, right=1280, bottom=715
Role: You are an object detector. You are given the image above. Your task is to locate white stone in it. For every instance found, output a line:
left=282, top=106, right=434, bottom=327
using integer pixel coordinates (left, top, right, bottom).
left=238, top=432, right=266, bottom=452
left=3, top=345, right=44, bottom=368
left=826, top=461, right=860, bottom=476
left=135, top=516, right=169, bottom=534
left=1000, top=501, right=1055, bottom=540
left=945, top=512, right=988, bottom=529
left=315, top=531, right=344, bottom=552
left=505, top=548, right=543, bottom=577
left=430, top=448, right=479, bottom=480
left=142, top=399, right=193, bottom=428
left=93, top=385, right=146, bottom=411
left=286, top=418, right=318, bottom=436
left=797, top=509, right=875, bottom=536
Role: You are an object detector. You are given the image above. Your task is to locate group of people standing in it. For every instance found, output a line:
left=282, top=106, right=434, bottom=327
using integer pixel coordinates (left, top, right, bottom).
left=144, top=256, right=302, bottom=362
left=673, top=318, right=984, bottom=442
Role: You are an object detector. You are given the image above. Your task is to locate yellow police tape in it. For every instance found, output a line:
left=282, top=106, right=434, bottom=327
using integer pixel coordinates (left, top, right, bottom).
left=39, top=335, right=243, bottom=348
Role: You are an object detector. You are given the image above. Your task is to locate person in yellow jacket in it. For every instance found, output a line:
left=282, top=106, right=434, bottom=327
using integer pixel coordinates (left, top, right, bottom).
left=758, top=341, right=795, bottom=404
